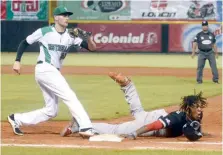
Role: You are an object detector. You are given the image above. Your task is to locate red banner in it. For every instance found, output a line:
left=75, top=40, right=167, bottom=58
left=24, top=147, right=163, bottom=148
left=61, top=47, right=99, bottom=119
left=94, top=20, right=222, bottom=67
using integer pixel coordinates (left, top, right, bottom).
left=1, top=0, right=6, bottom=20
left=168, top=25, right=185, bottom=52
left=169, top=24, right=222, bottom=52
left=78, top=24, right=161, bottom=52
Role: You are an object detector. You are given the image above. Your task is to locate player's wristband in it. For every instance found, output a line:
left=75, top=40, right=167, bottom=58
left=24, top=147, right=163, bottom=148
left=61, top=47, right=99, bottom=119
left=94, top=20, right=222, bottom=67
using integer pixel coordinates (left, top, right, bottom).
left=146, top=120, right=163, bottom=131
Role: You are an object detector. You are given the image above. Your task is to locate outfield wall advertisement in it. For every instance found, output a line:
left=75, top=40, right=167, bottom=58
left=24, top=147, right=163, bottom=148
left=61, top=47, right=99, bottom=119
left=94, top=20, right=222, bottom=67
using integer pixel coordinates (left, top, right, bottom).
left=216, top=0, right=222, bottom=22
left=169, top=24, right=222, bottom=53
left=1, top=0, right=6, bottom=20
left=57, top=0, right=221, bottom=21
left=6, top=0, right=48, bottom=20
left=131, top=0, right=218, bottom=21
left=58, top=0, right=131, bottom=21
left=78, top=24, right=161, bottom=52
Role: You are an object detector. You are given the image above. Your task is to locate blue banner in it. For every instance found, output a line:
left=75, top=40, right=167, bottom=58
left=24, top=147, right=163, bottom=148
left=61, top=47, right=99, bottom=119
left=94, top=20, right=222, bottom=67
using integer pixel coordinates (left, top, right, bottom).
left=217, top=0, right=222, bottom=22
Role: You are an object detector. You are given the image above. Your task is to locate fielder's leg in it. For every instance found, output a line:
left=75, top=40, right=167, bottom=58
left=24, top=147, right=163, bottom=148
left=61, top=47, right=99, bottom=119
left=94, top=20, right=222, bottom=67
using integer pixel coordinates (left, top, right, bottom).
left=8, top=78, right=59, bottom=135
left=197, top=52, right=206, bottom=83
left=35, top=64, right=93, bottom=132
left=13, top=83, right=59, bottom=126
left=207, top=52, right=219, bottom=83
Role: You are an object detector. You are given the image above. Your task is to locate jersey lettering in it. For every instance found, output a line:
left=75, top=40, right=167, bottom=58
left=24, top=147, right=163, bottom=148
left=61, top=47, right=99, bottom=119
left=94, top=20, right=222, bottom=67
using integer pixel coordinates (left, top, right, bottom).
left=165, top=118, right=171, bottom=125
left=176, top=111, right=181, bottom=114
left=48, top=44, right=66, bottom=52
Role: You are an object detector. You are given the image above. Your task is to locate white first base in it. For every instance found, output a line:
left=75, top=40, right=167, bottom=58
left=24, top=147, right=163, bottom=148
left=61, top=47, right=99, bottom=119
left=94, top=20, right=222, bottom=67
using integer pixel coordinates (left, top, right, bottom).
left=89, top=134, right=124, bottom=142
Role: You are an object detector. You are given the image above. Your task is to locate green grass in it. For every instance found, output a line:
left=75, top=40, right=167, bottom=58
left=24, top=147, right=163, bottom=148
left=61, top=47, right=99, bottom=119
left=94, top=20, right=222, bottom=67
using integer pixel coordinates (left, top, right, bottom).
left=1, top=52, right=222, bottom=68
left=1, top=147, right=222, bottom=155
left=2, top=75, right=221, bottom=121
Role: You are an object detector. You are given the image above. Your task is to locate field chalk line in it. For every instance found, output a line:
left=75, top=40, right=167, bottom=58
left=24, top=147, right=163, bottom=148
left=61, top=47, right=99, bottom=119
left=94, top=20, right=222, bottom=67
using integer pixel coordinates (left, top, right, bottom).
left=1, top=141, right=222, bottom=150
left=154, top=141, right=222, bottom=145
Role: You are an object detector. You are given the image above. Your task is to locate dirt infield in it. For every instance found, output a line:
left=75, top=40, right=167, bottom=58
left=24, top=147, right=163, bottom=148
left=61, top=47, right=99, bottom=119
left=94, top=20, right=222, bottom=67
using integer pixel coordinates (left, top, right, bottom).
left=2, top=65, right=222, bottom=79
left=1, top=65, right=222, bottom=151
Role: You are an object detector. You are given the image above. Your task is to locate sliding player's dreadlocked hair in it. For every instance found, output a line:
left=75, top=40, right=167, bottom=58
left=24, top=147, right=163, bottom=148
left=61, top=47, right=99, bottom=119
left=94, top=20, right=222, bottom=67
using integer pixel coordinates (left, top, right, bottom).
left=179, top=91, right=208, bottom=116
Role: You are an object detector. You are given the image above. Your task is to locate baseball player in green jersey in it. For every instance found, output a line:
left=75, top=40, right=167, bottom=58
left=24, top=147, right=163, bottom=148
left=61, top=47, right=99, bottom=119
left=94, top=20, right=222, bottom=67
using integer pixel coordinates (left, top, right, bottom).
left=8, top=6, right=97, bottom=137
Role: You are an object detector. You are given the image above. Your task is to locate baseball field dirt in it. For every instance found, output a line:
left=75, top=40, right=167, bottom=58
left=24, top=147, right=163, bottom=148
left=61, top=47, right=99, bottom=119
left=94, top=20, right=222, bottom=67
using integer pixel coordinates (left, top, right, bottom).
left=1, top=65, right=222, bottom=151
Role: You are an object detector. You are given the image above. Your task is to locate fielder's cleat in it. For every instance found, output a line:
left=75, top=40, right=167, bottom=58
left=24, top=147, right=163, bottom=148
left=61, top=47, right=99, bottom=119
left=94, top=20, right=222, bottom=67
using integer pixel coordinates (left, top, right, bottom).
left=79, top=128, right=99, bottom=138
left=108, top=72, right=131, bottom=87
left=60, top=125, right=72, bottom=137
left=7, top=114, right=23, bottom=136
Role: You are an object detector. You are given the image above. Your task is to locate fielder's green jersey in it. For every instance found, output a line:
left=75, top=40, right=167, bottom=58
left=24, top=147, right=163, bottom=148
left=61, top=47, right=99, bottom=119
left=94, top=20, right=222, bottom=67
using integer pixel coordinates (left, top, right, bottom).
left=26, top=26, right=83, bottom=69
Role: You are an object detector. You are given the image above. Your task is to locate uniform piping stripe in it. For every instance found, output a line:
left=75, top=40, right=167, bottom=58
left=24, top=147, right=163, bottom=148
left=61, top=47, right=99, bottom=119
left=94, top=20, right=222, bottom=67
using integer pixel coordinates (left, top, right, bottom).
left=42, top=45, right=51, bottom=63
left=158, top=119, right=166, bottom=128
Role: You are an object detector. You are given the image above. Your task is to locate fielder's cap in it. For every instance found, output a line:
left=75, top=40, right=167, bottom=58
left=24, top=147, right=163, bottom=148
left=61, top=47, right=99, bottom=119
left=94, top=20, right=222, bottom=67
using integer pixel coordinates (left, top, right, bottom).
left=53, top=6, right=73, bottom=16
left=202, top=20, right=208, bottom=26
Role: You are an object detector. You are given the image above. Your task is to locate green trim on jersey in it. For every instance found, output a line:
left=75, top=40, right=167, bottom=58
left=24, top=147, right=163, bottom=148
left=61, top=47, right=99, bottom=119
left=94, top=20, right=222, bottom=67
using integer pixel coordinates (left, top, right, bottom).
left=41, top=45, right=51, bottom=63
left=41, top=26, right=53, bottom=36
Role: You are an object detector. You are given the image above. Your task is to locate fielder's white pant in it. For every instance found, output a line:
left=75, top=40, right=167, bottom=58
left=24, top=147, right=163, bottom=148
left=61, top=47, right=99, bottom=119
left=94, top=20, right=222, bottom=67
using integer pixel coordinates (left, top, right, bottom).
left=14, top=63, right=92, bottom=130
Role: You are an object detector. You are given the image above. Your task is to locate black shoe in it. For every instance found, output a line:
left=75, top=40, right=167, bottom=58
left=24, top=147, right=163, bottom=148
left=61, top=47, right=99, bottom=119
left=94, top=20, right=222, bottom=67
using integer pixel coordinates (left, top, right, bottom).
left=197, top=81, right=203, bottom=84
left=7, top=114, right=23, bottom=136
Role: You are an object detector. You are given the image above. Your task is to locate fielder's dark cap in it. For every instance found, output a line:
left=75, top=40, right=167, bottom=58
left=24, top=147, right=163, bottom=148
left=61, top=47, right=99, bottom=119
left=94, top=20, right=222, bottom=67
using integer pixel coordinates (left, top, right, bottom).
left=202, top=20, right=208, bottom=26
left=53, top=6, right=73, bottom=16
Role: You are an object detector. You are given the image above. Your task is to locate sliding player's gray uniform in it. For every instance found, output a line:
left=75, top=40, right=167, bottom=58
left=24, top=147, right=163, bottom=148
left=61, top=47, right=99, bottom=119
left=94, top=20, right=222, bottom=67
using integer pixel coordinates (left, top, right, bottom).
left=72, top=82, right=168, bottom=136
